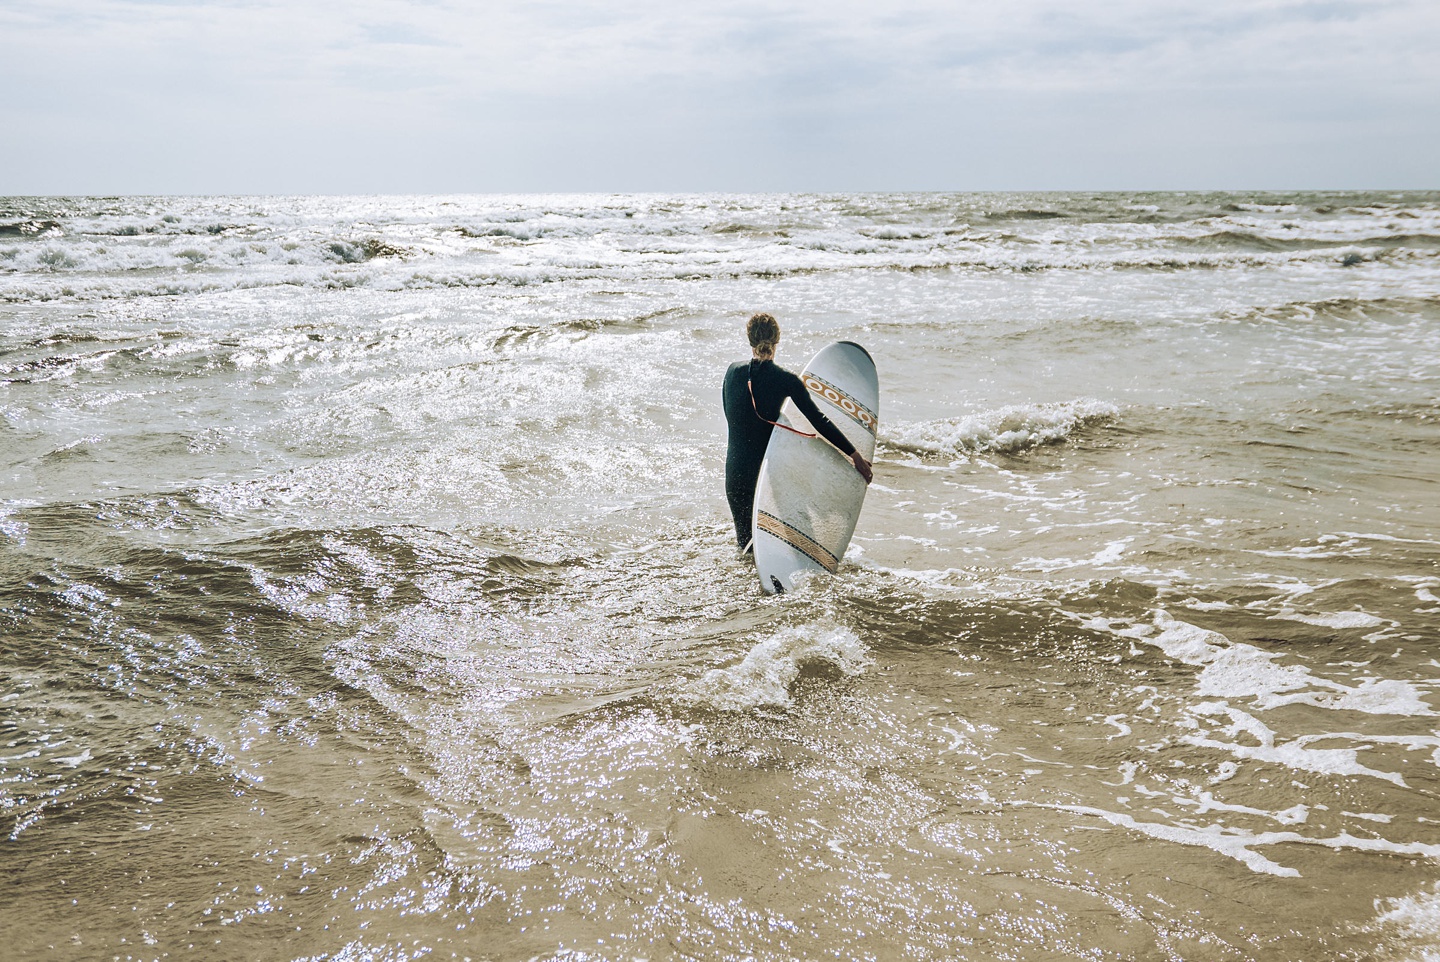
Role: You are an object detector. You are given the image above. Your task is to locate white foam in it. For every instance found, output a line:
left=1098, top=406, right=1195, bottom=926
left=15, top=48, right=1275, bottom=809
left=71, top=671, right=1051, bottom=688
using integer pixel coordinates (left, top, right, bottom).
left=1277, top=609, right=1388, bottom=629
left=678, top=624, right=869, bottom=712
left=1043, top=803, right=1440, bottom=877
left=1183, top=598, right=1234, bottom=611
left=1187, top=704, right=1411, bottom=786
left=52, top=748, right=93, bottom=769
left=1372, top=884, right=1440, bottom=961
left=883, top=399, right=1119, bottom=459
left=1090, top=612, right=1434, bottom=716
left=1020, top=537, right=1133, bottom=573
left=1208, top=761, right=1240, bottom=784
left=1180, top=791, right=1308, bottom=826
left=1343, top=810, right=1393, bottom=823
left=1103, top=715, right=1131, bottom=739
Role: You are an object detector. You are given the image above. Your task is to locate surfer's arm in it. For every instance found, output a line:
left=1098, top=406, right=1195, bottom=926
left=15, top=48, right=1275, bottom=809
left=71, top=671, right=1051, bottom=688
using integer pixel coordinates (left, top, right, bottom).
left=790, top=387, right=854, bottom=455
left=789, top=381, right=871, bottom=482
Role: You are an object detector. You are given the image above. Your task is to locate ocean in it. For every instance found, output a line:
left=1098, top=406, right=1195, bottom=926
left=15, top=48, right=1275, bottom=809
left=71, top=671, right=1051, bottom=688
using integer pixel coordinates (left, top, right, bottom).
left=2, top=191, right=1438, bottom=961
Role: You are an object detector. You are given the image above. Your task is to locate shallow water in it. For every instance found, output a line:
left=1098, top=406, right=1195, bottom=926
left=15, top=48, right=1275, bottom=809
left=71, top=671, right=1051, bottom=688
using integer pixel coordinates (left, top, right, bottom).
left=2, top=191, right=1439, bottom=960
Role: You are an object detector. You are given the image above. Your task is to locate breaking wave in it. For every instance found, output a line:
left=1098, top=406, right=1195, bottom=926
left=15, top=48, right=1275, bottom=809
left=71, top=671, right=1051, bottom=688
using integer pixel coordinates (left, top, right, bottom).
left=883, top=398, right=1120, bottom=458
left=677, top=624, right=869, bottom=712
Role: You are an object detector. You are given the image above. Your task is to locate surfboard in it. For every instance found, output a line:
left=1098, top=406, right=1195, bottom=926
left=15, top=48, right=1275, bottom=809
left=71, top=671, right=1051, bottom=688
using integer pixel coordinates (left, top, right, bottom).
left=752, top=341, right=879, bottom=594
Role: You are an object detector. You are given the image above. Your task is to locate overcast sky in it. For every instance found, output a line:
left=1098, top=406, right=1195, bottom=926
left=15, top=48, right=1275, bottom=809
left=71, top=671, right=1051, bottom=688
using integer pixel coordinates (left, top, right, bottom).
left=2, top=0, right=1437, bottom=194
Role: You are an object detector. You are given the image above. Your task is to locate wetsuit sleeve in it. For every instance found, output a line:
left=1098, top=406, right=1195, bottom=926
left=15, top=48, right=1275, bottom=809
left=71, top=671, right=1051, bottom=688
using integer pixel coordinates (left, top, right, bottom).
left=787, top=374, right=857, bottom=457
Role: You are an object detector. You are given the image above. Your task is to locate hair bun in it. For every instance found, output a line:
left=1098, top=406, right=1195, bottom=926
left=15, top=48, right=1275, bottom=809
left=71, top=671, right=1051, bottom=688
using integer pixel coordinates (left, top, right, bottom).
left=746, top=312, right=780, bottom=358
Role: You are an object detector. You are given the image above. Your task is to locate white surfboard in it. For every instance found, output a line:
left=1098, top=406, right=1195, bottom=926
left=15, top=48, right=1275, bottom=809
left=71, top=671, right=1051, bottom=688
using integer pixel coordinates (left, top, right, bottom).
left=752, top=341, right=879, bottom=594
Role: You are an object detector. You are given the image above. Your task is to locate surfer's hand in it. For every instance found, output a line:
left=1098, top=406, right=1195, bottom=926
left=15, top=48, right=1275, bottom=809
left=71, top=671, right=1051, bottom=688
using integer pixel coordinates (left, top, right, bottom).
left=851, top=452, right=873, bottom=484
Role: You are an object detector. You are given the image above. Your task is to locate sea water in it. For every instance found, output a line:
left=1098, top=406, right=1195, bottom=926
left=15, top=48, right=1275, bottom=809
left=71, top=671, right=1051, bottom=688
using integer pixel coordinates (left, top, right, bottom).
left=2, top=191, right=1438, bottom=960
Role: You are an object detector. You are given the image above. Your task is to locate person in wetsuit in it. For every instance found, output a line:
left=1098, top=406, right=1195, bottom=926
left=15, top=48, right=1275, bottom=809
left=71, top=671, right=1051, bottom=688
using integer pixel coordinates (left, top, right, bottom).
left=722, top=312, right=874, bottom=551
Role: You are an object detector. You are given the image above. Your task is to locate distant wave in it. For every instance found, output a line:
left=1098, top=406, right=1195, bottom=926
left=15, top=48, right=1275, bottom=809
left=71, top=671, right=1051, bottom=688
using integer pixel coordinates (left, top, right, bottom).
left=979, top=209, right=1069, bottom=221
left=8, top=243, right=1432, bottom=304
left=487, top=308, right=692, bottom=352
left=0, top=219, right=63, bottom=238
left=1171, top=230, right=1440, bottom=254
left=883, top=399, right=1120, bottom=458
left=3, top=191, right=1437, bottom=304
left=1237, top=293, right=1440, bottom=327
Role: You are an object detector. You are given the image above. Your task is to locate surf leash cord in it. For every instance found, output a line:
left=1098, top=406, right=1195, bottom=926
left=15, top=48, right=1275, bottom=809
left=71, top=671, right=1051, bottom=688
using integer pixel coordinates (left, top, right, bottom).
left=748, top=375, right=817, bottom=439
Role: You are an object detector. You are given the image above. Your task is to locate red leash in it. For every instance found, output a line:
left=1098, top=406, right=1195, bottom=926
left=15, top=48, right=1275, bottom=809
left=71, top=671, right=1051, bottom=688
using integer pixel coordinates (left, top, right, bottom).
left=749, top=372, right=817, bottom=439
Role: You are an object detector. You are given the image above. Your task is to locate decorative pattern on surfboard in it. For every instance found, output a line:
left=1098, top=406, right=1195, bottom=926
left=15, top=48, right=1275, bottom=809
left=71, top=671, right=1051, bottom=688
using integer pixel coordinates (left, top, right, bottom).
left=755, top=510, right=840, bottom=572
left=801, top=372, right=877, bottom=434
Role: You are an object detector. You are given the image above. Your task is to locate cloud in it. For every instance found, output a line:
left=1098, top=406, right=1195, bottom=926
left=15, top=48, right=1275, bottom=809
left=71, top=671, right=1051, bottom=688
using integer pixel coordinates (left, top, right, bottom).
left=1, top=0, right=1436, bottom=191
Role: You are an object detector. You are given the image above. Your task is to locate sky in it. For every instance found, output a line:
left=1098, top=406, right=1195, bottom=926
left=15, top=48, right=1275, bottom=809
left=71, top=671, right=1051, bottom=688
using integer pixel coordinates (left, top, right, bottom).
left=2, top=0, right=1437, bottom=194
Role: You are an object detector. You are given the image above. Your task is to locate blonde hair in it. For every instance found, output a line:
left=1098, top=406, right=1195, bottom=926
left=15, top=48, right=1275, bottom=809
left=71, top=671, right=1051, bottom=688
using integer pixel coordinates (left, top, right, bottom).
left=746, top=312, right=780, bottom=359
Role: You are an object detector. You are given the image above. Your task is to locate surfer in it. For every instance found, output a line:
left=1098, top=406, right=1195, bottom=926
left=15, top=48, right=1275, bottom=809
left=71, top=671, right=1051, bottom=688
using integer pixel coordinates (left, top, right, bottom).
left=723, top=313, right=873, bottom=551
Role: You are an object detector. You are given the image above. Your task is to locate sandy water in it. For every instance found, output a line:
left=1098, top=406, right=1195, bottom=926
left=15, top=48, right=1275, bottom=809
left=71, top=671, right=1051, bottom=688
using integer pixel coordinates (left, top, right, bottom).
left=2, top=191, right=1440, bottom=960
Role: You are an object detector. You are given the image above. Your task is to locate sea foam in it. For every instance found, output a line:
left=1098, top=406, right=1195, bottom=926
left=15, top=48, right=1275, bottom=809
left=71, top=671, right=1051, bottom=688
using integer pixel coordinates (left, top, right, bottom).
left=679, top=624, right=869, bottom=712
left=1092, top=611, right=1434, bottom=717
left=1371, top=884, right=1440, bottom=962
left=1044, top=803, right=1440, bottom=878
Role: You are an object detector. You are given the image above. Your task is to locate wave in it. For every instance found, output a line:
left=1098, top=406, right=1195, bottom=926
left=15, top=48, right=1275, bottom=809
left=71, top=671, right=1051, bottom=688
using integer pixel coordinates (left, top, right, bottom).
left=3, top=191, right=1437, bottom=304
left=0, top=233, right=413, bottom=276
left=1342, top=402, right=1440, bottom=427
left=0, top=219, right=63, bottom=238
left=486, top=307, right=693, bottom=353
left=883, top=399, right=1120, bottom=459
left=1171, top=230, right=1440, bottom=254
left=1237, top=294, right=1440, bottom=326
left=980, top=208, right=1069, bottom=221
left=11, top=242, right=1422, bottom=304
left=0, top=504, right=576, bottom=627
left=676, top=624, right=868, bottom=711
left=0, top=329, right=269, bottom=385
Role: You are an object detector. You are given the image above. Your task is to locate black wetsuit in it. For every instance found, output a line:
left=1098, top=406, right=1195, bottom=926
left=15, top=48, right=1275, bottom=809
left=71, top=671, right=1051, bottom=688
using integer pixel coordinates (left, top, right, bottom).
left=723, top=358, right=857, bottom=549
